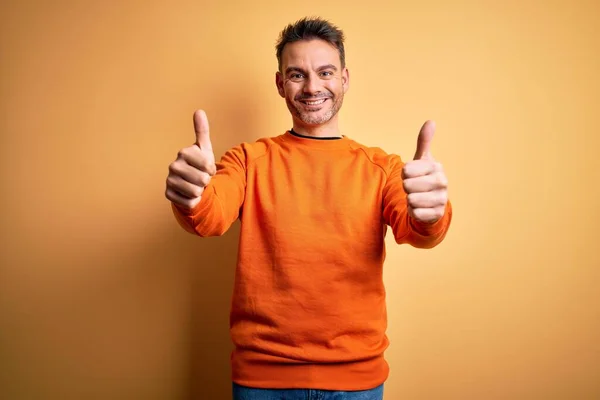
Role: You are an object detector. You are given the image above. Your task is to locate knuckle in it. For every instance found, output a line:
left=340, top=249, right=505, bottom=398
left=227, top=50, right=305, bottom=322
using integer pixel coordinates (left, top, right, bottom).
left=190, top=196, right=202, bottom=209
left=402, top=163, right=414, bottom=178
left=168, top=162, right=178, bottom=175
left=193, top=172, right=204, bottom=186
left=193, top=186, right=205, bottom=198
left=177, top=148, right=187, bottom=159
left=437, top=173, right=448, bottom=187
left=178, top=146, right=197, bottom=160
left=198, top=174, right=208, bottom=187
left=165, top=176, right=176, bottom=188
left=439, top=191, right=448, bottom=204
left=407, top=193, right=418, bottom=208
left=200, top=174, right=211, bottom=187
left=413, top=208, right=425, bottom=220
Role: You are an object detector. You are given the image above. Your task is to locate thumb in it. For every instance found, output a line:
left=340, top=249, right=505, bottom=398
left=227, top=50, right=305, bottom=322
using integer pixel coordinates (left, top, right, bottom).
left=413, top=120, right=435, bottom=160
left=193, top=109, right=213, bottom=152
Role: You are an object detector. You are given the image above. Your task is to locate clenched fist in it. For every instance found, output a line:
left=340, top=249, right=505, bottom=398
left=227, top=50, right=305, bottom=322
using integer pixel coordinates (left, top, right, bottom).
left=165, top=110, right=216, bottom=210
left=402, top=120, right=449, bottom=224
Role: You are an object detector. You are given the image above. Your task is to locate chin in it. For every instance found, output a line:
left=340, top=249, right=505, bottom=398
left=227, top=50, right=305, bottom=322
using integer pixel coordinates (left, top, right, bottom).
left=297, top=109, right=335, bottom=125
left=299, top=115, right=332, bottom=126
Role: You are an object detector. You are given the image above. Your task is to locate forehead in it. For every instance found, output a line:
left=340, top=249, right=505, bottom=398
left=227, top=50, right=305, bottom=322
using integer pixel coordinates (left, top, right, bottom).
left=281, top=39, right=341, bottom=69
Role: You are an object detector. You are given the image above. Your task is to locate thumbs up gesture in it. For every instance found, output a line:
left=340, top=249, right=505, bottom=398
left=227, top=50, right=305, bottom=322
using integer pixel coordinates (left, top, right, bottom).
left=402, top=120, right=448, bottom=224
left=165, top=110, right=217, bottom=209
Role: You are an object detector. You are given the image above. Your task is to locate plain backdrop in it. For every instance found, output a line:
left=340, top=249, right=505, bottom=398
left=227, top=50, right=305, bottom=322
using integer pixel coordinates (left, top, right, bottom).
left=1, top=1, right=598, bottom=399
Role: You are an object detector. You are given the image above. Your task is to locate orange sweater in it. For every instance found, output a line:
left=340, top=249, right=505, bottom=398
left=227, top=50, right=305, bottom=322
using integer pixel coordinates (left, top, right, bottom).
left=172, top=131, right=452, bottom=390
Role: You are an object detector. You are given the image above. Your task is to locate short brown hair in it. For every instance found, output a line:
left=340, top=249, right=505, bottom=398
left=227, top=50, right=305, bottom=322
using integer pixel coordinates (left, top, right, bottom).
left=275, top=17, right=346, bottom=71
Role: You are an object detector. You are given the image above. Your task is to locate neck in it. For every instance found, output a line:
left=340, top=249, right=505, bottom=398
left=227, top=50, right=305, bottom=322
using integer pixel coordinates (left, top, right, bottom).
left=292, top=117, right=342, bottom=138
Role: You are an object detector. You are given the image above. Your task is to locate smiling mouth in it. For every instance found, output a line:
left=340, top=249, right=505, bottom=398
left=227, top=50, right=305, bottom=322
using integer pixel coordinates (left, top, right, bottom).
left=299, top=98, right=328, bottom=106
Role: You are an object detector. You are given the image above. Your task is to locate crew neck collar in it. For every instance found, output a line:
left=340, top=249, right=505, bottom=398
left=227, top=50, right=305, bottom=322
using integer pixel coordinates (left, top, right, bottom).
left=289, top=128, right=342, bottom=140
left=281, top=130, right=351, bottom=150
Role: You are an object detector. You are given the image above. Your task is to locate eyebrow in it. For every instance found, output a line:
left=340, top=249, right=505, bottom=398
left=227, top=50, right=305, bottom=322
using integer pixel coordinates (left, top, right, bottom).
left=285, top=64, right=338, bottom=74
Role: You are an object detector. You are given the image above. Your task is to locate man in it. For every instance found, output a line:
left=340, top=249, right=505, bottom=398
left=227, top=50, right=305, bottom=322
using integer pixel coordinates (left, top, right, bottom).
left=165, top=17, right=452, bottom=400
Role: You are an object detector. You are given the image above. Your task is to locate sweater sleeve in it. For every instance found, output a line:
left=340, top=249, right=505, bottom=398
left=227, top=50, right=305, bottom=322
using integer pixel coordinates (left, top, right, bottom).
left=171, top=145, right=247, bottom=237
left=382, top=154, right=452, bottom=249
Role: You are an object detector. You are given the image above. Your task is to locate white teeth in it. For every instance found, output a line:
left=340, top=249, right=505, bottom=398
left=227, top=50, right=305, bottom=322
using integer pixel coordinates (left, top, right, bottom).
left=303, top=99, right=326, bottom=105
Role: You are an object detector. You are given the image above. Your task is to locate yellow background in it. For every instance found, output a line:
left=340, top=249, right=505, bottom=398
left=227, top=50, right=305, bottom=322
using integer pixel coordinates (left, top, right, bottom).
left=1, top=1, right=598, bottom=399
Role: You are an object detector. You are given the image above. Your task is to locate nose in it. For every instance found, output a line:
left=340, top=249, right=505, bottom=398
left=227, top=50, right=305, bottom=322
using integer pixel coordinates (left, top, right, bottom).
left=302, top=73, right=321, bottom=96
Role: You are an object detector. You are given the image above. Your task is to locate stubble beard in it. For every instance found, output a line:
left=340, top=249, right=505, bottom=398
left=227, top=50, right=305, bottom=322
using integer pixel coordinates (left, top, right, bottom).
left=288, top=92, right=344, bottom=126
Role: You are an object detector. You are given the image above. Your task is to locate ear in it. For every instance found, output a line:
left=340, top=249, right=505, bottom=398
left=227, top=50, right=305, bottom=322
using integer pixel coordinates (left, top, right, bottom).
left=342, top=67, right=350, bottom=93
left=275, top=71, right=285, bottom=98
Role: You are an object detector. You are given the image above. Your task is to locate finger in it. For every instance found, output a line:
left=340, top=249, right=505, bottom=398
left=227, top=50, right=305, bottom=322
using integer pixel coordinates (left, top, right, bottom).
left=403, top=172, right=448, bottom=193
left=166, top=174, right=205, bottom=199
left=178, top=146, right=217, bottom=176
left=193, top=109, right=213, bottom=152
left=413, top=120, right=435, bottom=160
left=165, top=187, right=202, bottom=210
left=402, top=160, right=442, bottom=179
left=408, top=205, right=446, bottom=223
left=407, top=189, right=448, bottom=209
left=169, top=161, right=213, bottom=186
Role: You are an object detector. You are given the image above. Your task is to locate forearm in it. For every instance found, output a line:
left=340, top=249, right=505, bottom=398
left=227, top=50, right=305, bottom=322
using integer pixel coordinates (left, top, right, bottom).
left=171, top=174, right=243, bottom=237
left=400, top=201, right=452, bottom=248
left=171, top=185, right=225, bottom=236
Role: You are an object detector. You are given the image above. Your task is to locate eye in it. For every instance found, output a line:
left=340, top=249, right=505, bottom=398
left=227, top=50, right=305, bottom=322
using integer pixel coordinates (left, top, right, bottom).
left=320, top=71, right=334, bottom=78
left=290, top=73, right=305, bottom=80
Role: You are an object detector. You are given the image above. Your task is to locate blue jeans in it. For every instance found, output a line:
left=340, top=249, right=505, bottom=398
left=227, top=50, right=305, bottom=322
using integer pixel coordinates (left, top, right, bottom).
left=232, top=383, right=384, bottom=400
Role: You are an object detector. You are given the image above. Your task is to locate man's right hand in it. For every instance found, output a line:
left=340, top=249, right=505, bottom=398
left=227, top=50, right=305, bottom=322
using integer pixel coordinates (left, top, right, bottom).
left=165, top=109, right=217, bottom=210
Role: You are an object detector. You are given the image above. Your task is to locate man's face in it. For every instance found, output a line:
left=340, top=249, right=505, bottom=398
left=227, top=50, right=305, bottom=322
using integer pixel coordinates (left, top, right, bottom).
left=276, top=39, right=349, bottom=127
